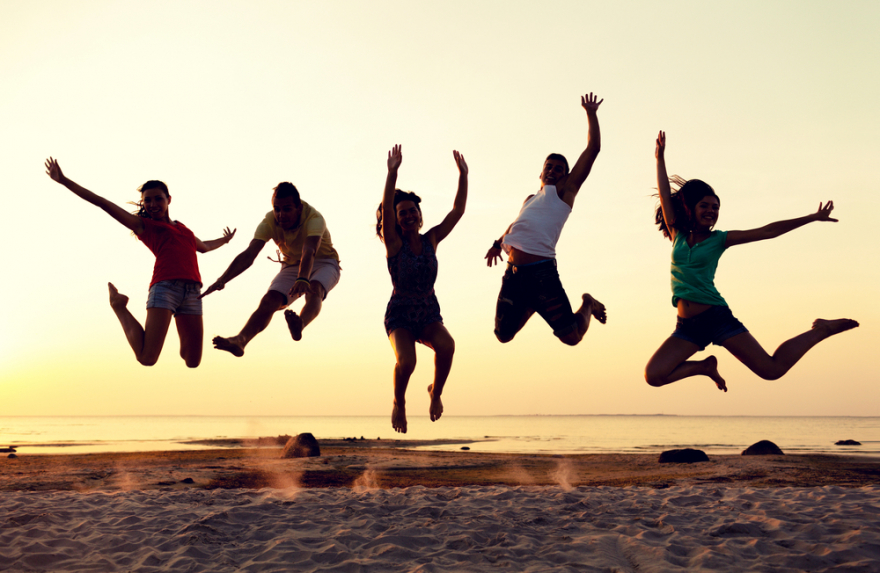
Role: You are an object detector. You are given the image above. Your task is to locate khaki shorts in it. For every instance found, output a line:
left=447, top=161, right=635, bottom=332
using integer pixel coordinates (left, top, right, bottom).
left=268, top=259, right=341, bottom=305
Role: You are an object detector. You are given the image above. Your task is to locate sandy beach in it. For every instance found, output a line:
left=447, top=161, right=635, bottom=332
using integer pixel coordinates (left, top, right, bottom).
left=2, top=440, right=879, bottom=571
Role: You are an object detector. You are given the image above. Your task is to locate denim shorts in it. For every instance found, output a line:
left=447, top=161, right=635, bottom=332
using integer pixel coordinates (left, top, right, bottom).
left=672, top=305, right=748, bottom=350
left=146, top=280, right=203, bottom=316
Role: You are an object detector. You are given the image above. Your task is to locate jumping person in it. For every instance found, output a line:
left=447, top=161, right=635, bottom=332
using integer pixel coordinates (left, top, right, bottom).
left=377, top=145, right=468, bottom=433
left=644, top=131, right=859, bottom=391
left=202, top=182, right=340, bottom=356
left=485, top=92, right=607, bottom=345
left=45, top=158, right=235, bottom=367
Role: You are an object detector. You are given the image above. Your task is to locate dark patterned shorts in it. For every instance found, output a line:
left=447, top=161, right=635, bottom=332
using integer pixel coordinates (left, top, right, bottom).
left=384, top=295, right=443, bottom=341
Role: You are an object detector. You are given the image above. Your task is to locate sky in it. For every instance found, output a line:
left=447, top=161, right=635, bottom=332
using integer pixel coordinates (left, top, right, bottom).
left=1, top=0, right=878, bottom=422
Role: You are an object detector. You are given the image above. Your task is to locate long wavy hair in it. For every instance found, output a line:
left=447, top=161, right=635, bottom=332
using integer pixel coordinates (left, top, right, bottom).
left=130, top=180, right=171, bottom=218
left=654, top=176, right=719, bottom=240
left=376, top=190, right=422, bottom=242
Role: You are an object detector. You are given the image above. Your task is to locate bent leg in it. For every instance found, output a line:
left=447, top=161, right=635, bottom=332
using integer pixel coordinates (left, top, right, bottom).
left=721, top=318, right=858, bottom=381
left=388, top=328, right=418, bottom=434
left=558, top=294, right=607, bottom=346
left=285, top=282, right=326, bottom=341
left=645, top=336, right=727, bottom=391
left=109, top=283, right=173, bottom=366
left=494, top=272, right=532, bottom=343
left=419, top=322, right=455, bottom=423
left=175, top=314, right=204, bottom=368
left=213, top=290, right=287, bottom=357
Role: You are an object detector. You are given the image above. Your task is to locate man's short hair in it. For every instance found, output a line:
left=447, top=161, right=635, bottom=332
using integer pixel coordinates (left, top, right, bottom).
left=545, top=153, right=570, bottom=175
left=273, top=182, right=302, bottom=207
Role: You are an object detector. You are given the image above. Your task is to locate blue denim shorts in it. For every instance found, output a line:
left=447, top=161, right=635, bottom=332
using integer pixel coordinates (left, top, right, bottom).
left=672, top=305, right=747, bottom=350
left=146, top=280, right=203, bottom=316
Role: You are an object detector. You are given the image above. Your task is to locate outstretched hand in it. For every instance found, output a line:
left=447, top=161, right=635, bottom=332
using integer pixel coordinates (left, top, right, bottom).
left=656, top=131, right=666, bottom=160
left=813, top=201, right=838, bottom=222
left=581, top=92, right=603, bottom=113
left=453, top=150, right=468, bottom=175
left=387, top=144, right=402, bottom=172
left=199, top=280, right=225, bottom=299
left=222, top=227, right=237, bottom=243
left=45, top=157, right=64, bottom=183
left=289, top=279, right=316, bottom=298
left=485, top=245, right=503, bottom=267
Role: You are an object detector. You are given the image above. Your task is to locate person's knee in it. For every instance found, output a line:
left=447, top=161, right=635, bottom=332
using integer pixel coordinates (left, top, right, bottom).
left=260, top=290, right=287, bottom=312
left=396, top=357, right=416, bottom=377
left=755, top=367, right=784, bottom=381
left=644, top=370, right=666, bottom=387
left=138, top=354, right=159, bottom=367
left=435, top=336, right=455, bottom=358
left=494, top=329, right=515, bottom=343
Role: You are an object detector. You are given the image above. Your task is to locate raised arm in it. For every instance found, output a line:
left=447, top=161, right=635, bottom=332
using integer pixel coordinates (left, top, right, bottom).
left=45, top=157, right=144, bottom=234
left=199, top=238, right=265, bottom=298
left=427, top=150, right=468, bottom=247
left=655, top=131, right=676, bottom=239
left=381, top=145, right=403, bottom=253
left=558, top=92, right=603, bottom=201
left=196, top=227, right=237, bottom=253
left=725, top=202, right=838, bottom=247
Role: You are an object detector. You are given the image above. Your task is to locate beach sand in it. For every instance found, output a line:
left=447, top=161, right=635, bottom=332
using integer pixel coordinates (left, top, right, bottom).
left=2, top=440, right=879, bottom=571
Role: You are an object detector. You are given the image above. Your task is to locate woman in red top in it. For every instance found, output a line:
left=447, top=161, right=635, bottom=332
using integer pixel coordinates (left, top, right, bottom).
left=45, top=158, right=235, bottom=367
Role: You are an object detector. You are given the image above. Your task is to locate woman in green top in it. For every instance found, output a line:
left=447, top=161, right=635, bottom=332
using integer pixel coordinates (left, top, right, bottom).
left=644, top=131, right=858, bottom=392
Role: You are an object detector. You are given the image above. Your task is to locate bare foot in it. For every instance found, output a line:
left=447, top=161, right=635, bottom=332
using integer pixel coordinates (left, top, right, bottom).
left=213, top=335, right=245, bottom=357
left=583, top=294, right=607, bottom=324
left=108, top=282, right=129, bottom=310
left=812, top=318, right=859, bottom=339
left=391, top=400, right=407, bottom=434
left=428, top=384, right=443, bottom=422
left=700, top=355, right=727, bottom=392
left=284, top=310, right=303, bottom=341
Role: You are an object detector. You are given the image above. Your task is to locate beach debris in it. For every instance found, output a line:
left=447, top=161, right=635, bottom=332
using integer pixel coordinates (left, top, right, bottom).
left=0, top=446, right=16, bottom=453
left=7, top=453, right=17, bottom=459
left=742, top=440, right=784, bottom=456
left=180, top=478, right=195, bottom=484
left=282, top=433, right=321, bottom=458
left=461, top=446, right=470, bottom=451
left=658, top=448, right=709, bottom=464
left=835, top=439, right=862, bottom=446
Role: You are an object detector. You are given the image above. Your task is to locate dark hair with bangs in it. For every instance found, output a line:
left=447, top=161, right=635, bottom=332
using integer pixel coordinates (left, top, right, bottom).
left=654, top=176, right=720, bottom=239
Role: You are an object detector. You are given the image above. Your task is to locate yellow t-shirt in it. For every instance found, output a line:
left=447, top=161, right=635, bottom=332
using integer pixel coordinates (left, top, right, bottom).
left=253, top=201, right=339, bottom=265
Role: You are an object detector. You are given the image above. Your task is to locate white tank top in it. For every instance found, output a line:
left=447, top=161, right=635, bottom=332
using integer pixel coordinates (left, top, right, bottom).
left=502, top=185, right=571, bottom=258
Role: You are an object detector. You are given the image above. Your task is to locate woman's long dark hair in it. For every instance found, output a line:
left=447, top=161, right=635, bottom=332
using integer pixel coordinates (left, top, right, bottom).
left=654, top=176, right=719, bottom=240
left=376, top=190, right=422, bottom=242
left=130, top=180, right=171, bottom=218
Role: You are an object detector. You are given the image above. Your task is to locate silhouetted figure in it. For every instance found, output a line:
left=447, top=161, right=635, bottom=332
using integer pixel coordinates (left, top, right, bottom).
left=485, top=92, right=607, bottom=346
left=644, top=131, right=858, bottom=391
left=377, top=145, right=468, bottom=433
left=202, top=182, right=340, bottom=356
left=45, top=158, right=235, bottom=367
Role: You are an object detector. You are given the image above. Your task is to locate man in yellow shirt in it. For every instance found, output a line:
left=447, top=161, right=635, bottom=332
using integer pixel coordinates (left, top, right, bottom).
left=201, top=182, right=340, bottom=356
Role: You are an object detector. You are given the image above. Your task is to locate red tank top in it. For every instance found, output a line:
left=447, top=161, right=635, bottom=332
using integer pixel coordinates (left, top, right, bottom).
left=137, top=218, right=201, bottom=286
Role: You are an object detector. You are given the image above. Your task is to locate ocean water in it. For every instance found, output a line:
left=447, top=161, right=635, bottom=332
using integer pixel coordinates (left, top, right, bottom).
left=1, top=416, right=877, bottom=457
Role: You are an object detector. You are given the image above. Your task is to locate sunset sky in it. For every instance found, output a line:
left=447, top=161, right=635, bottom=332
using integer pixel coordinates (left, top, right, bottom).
left=2, top=0, right=878, bottom=422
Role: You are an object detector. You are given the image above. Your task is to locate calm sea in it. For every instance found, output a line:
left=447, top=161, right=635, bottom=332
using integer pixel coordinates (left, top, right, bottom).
left=0, top=416, right=877, bottom=457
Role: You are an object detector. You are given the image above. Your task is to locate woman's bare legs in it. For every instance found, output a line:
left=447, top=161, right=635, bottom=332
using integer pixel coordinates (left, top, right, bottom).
left=721, top=318, right=859, bottom=380
left=175, top=314, right=204, bottom=368
left=108, top=283, right=173, bottom=366
left=388, top=328, right=418, bottom=434
left=645, top=335, right=727, bottom=391
left=419, top=322, right=456, bottom=423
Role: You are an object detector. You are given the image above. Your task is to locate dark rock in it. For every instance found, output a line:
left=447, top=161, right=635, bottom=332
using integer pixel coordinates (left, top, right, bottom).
left=7, top=453, right=17, bottom=459
left=461, top=446, right=470, bottom=451
left=835, top=439, right=861, bottom=446
left=281, top=433, right=321, bottom=458
left=180, top=477, right=195, bottom=484
left=742, top=440, right=784, bottom=456
left=658, top=448, right=709, bottom=464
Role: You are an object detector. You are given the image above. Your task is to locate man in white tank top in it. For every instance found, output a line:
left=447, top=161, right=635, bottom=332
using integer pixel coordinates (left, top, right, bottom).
left=485, top=92, right=607, bottom=346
